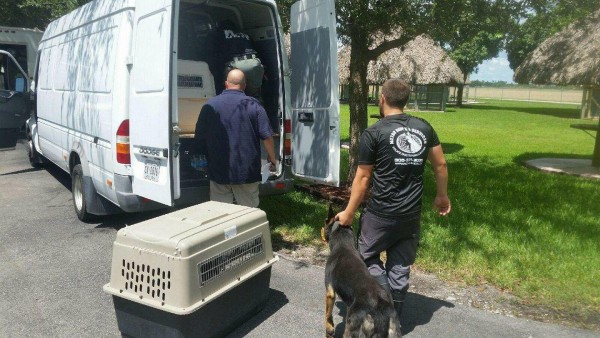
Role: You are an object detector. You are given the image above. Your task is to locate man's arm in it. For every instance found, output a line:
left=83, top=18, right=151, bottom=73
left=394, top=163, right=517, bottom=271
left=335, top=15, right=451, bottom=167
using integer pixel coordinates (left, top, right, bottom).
left=335, top=164, right=373, bottom=226
left=262, top=137, right=277, bottom=167
left=428, top=145, right=451, bottom=216
left=194, top=105, right=211, bottom=154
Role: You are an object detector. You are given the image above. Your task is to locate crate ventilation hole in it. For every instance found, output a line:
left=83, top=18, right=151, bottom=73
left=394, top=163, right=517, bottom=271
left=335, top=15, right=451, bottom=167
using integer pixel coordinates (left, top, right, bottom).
left=122, top=260, right=171, bottom=302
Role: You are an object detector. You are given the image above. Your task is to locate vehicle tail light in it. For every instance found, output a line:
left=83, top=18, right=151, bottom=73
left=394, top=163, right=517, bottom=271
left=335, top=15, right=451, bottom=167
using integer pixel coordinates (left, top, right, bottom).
left=284, top=119, right=292, bottom=157
left=116, top=119, right=131, bottom=164
left=284, top=119, right=291, bottom=134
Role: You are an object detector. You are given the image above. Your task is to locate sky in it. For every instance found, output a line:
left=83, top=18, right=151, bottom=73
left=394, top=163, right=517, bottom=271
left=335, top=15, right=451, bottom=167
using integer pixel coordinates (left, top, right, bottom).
left=470, top=51, right=515, bottom=83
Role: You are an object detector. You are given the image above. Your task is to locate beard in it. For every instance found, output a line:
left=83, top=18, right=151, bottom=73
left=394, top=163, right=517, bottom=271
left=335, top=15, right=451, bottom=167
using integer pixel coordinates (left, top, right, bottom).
left=379, top=103, right=384, bottom=118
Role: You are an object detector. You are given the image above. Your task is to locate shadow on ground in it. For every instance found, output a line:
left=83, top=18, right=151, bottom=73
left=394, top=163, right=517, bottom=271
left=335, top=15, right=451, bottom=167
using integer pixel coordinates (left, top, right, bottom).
left=442, top=143, right=464, bottom=155
left=461, top=103, right=580, bottom=119
left=514, top=152, right=593, bottom=165
left=227, top=289, right=289, bottom=337
left=331, top=292, right=454, bottom=337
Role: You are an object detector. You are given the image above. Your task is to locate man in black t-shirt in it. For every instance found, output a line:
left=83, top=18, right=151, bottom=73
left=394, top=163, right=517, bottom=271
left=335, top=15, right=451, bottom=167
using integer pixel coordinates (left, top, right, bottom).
left=336, top=79, right=451, bottom=321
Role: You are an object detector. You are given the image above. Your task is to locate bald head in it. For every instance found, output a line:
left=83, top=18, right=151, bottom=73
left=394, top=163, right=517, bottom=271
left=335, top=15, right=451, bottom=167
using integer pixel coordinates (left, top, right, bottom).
left=225, top=69, right=247, bottom=90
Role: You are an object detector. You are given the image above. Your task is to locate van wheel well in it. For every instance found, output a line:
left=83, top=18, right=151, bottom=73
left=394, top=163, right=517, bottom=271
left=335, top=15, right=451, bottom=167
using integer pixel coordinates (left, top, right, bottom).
left=69, top=153, right=81, bottom=175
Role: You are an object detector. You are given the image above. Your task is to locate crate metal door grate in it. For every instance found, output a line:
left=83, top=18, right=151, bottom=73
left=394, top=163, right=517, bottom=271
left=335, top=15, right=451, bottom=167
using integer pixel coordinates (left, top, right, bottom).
left=198, top=235, right=264, bottom=286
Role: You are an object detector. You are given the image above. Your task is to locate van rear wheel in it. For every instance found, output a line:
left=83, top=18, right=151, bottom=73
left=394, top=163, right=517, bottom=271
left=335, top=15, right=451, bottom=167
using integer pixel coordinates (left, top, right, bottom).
left=72, top=164, right=93, bottom=222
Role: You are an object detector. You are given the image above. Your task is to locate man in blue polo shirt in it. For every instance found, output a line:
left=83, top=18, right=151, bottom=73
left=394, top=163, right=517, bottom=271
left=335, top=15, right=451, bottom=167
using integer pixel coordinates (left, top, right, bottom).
left=194, top=69, right=277, bottom=207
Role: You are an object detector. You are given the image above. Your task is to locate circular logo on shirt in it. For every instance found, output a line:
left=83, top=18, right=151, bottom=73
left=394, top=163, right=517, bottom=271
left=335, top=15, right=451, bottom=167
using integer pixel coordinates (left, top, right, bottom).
left=390, top=127, right=427, bottom=157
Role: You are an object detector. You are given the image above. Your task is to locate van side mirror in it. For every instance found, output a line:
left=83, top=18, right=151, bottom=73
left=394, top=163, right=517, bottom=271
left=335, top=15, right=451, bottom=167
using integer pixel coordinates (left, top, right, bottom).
left=15, top=77, right=25, bottom=93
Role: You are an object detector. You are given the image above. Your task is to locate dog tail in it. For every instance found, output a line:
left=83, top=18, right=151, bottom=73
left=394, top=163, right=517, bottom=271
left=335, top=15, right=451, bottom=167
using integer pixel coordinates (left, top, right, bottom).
left=388, top=316, right=402, bottom=337
left=361, top=313, right=375, bottom=336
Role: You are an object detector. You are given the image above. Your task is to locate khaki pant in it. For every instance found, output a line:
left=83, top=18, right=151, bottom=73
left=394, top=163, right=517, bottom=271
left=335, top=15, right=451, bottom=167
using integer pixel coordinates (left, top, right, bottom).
left=209, top=181, right=260, bottom=208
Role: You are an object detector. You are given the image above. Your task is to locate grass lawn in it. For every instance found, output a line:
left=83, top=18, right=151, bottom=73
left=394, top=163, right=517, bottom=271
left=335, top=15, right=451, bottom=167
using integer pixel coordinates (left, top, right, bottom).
left=261, top=99, right=600, bottom=321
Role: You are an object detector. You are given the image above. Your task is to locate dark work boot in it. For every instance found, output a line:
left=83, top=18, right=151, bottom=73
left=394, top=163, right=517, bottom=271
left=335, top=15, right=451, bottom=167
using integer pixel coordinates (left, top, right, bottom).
left=391, top=291, right=406, bottom=319
left=373, top=274, right=391, bottom=295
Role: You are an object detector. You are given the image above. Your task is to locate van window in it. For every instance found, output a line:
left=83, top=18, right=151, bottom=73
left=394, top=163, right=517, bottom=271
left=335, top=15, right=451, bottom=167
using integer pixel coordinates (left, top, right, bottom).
left=54, top=40, right=79, bottom=91
left=134, top=11, right=169, bottom=93
left=0, top=53, right=27, bottom=92
left=38, top=48, right=54, bottom=90
left=0, top=44, right=27, bottom=74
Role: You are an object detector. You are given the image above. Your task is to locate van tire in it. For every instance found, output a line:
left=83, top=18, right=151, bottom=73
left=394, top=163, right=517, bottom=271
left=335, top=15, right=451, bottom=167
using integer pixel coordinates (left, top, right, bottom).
left=27, top=133, right=44, bottom=168
left=72, top=164, right=93, bottom=222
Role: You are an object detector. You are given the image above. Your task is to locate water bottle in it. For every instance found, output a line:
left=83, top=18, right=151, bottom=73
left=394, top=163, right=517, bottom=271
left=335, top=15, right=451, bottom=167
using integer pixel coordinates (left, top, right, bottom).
left=198, top=154, right=208, bottom=172
left=191, top=154, right=208, bottom=178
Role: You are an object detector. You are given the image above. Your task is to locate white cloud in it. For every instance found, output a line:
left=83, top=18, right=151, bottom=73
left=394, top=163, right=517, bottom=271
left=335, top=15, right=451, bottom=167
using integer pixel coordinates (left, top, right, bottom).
left=471, top=51, right=514, bottom=83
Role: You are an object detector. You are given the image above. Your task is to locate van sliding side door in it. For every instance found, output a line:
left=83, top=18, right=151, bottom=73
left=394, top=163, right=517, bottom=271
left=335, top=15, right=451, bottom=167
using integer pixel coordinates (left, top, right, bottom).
left=290, top=0, right=340, bottom=187
left=129, top=0, right=178, bottom=206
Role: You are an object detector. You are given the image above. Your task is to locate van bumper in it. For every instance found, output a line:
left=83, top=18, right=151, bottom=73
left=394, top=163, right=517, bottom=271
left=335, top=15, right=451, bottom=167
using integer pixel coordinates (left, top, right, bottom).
left=114, top=174, right=164, bottom=212
left=259, top=177, right=294, bottom=196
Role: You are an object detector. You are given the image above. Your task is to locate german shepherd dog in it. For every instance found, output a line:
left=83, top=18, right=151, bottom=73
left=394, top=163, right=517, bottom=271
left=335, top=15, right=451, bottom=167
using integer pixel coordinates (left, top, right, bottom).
left=322, top=205, right=401, bottom=338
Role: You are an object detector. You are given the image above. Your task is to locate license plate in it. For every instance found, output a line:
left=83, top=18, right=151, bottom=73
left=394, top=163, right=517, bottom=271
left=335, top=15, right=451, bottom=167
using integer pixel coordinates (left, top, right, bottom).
left=144, top=160, right=161, bottom=182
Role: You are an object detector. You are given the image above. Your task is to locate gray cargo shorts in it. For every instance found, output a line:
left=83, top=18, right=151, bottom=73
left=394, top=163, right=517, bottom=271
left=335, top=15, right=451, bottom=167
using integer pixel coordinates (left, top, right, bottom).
left=358, top=208, right=421, bottom=294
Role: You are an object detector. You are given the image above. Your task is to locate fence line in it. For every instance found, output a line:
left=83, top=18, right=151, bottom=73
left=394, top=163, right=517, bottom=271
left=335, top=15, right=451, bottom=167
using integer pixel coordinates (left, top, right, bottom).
left=464, top=87, right=583, bottom=105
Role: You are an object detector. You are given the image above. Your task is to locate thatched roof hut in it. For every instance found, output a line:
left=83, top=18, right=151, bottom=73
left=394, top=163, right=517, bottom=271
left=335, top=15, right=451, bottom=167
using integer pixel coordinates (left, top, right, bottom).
left=337, top=34, right=465, bottom=86
left=513, top=8, right=600, bottom=85
left=513, top=8, right=600, bottom=167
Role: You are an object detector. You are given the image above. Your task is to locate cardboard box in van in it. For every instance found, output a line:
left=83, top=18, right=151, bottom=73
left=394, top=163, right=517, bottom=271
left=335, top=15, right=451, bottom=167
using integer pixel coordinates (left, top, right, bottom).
left=27, top=0, right=340, bottom=221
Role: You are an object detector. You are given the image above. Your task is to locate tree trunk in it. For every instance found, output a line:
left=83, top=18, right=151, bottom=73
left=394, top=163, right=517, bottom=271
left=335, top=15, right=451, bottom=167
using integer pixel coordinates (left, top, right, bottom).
left=593, top=118, right=600, bottom=167
left=346, top=40, right=370, bottom=184
left=456, top=73, right=469, bottom=107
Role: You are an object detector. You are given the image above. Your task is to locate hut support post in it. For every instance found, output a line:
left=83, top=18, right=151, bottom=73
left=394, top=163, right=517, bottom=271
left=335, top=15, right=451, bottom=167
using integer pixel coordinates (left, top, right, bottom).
left=593, top=119, right=600, bottom=167
left=581, top=87, right=590, bottom=119
left=442, top=86, right=448, bottom=111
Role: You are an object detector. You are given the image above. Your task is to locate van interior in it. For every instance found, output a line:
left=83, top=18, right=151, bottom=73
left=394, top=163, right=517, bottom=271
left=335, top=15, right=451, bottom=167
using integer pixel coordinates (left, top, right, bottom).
left=176, top=0, right=283, bottom=187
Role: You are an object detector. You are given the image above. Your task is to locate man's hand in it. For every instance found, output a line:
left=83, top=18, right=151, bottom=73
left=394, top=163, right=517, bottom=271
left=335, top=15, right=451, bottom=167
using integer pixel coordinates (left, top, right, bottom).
left=335, top=210, right=354, bottom=227
left=267, top=156, right=278, bottom=170
left=433, top=195, right=451, bottom=216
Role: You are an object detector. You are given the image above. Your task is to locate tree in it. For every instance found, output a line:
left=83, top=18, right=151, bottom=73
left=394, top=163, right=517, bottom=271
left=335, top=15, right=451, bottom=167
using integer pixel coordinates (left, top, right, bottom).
left=0, top=1, right=88, bottom=29
left=506, top=0, right=600, bottom=71
left=431, top=0, right=518, bottom=106
left=278, top=0, right=524, bottom=182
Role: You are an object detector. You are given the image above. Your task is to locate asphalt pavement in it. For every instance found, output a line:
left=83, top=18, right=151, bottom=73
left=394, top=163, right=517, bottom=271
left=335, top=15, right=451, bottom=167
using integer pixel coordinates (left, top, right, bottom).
left=1, top=142, right=598, bottom=338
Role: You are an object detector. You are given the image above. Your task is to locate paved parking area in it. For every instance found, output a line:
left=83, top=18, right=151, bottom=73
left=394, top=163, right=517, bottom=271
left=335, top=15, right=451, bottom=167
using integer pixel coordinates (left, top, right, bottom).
left=1, top=143, right=598, bottom=337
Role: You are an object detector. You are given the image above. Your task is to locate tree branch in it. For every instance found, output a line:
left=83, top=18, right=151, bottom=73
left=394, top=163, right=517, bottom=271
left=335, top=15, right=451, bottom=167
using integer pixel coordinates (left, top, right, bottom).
left=368, top=35, right=414, bottom=61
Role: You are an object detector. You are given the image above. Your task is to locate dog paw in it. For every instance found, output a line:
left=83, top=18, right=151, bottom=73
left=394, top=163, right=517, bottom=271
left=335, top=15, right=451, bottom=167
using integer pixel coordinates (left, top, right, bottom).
left=326, top=329, right=335, bottom=338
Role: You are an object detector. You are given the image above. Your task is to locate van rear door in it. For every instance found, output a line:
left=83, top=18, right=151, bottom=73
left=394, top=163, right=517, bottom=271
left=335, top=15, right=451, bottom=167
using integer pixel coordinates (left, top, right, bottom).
left=290, top=0, right=340, bottom=187
left=129, top=1, right=178, bottom=206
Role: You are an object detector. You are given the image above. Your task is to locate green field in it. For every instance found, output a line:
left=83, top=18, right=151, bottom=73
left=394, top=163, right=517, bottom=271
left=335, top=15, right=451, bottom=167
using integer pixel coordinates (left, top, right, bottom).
left=261, top=99, right=599, bottom=323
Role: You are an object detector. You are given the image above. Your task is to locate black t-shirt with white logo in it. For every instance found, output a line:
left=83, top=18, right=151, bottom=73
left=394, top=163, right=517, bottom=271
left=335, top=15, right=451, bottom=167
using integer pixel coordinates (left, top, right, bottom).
left=358, top=114, right=440, bottom=217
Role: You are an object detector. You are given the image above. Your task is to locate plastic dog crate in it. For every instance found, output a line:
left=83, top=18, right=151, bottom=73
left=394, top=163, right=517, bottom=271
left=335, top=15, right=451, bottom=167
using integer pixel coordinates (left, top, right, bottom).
left=103, top=201, right=279, bottom=338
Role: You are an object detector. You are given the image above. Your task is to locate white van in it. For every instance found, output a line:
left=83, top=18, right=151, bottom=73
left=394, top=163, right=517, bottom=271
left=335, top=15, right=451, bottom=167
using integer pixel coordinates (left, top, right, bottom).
left=28, top=0, right=340, bottom=221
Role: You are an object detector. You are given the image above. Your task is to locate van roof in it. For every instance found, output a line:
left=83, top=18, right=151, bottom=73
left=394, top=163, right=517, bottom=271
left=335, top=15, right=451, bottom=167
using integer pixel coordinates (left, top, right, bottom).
left=43, top=0, right=135, bottom=43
